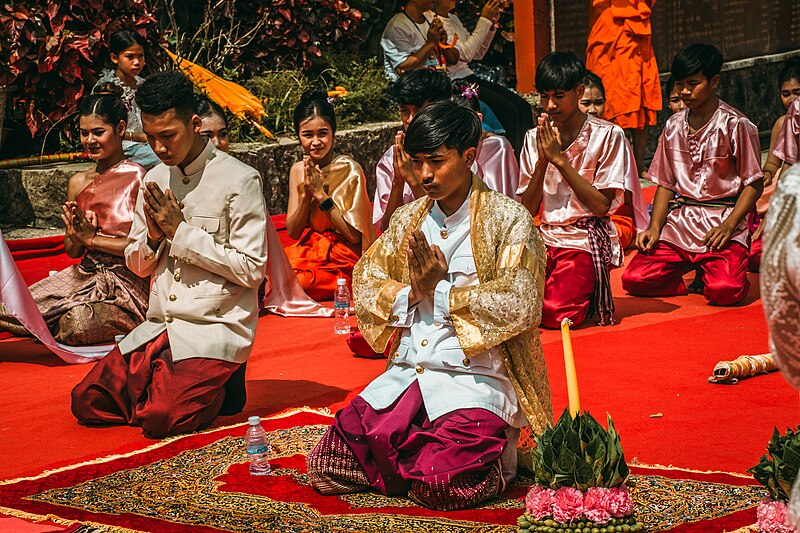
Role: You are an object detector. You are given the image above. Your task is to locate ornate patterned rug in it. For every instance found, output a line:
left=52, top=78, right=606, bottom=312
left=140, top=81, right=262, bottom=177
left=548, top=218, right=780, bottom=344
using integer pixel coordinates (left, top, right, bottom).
left=0, top=408, right=762, bottom=533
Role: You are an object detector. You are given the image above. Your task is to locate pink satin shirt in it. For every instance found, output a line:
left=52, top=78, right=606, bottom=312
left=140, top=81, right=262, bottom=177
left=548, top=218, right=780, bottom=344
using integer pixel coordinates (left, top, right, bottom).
left=649, top=100, right=763, bottom=252
left=476, top=134, right=519, bottom=199
left=774, top=99, right=800, bottom=165
left=76, top=159, right=146, bottom=238
left=518, top=114, right=631, bottom=265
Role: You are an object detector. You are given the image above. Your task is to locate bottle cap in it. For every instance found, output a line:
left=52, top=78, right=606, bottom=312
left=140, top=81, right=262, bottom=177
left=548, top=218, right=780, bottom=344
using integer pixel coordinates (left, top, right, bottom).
left=114, top=334, right=125, bottom=343
left=248, top=416, right=261, bottom=425
left=337, top=278, right=347, bottom=286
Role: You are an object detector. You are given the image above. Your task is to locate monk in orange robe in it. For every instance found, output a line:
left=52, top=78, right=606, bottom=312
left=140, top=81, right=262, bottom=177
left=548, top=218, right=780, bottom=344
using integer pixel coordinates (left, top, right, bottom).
left=586, top=0, right=662, bottom=177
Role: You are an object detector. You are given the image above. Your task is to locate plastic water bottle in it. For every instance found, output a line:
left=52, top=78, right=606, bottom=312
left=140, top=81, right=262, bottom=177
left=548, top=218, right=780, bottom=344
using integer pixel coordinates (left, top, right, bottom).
left=245, top=416, right=271, bottom=475
left=334, top=278, right=351, bottom=335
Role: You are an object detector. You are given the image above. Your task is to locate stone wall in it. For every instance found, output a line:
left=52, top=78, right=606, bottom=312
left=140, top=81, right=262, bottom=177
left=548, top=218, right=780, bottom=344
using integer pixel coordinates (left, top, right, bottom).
left=0, top=162, right=91, bottom=229
left=0, top=122, right=400, bottom=229
left=231, top=121, right=398, bottom=216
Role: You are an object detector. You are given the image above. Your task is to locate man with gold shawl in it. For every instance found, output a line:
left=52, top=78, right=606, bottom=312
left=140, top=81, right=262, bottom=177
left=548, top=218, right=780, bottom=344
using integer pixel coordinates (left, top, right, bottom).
left=307, top=101, right=553, bottom=510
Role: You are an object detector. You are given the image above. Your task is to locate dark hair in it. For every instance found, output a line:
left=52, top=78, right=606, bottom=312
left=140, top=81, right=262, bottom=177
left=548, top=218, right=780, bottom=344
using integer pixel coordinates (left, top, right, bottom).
left=671, top=43, right=723, bottom=81
left=386, top=68, right=452, bottom=108
left=451, top=81, right=481, bottom=112
left=666, top=75, right=676, bottom=95
left=536, top=51, right=586, bottom=92
left=582, top=70, right=605, bottom=96
left=404, top=100, right=482, bottom=155
left=80, top=83, right=127, bottom=125
left=137, top=70, right=197, bottom=120
left=293, top=88, right=336, bottom=134
left=109, top=29, right=146, bottom=55
left=197, top=96, right=228, bottom=127
left=778, top=58, right=800, bottom=86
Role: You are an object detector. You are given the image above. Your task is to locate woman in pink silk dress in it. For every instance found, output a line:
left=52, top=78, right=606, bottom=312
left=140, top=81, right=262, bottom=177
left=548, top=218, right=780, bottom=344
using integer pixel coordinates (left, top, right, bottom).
left=197, top=97, right=333, bottom=317
left=0, top=86, right=149, bottom=345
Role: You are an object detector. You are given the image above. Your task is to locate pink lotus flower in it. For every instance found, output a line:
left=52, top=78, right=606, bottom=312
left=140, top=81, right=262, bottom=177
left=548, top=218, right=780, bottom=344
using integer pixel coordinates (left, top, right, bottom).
left=608, top=485, right=633, bottom=518
left=552, top=487, right=585, bottom=523
left=583, top=487, right=613, bottom=524
left=525, top=486, right=556, bottom=520
left=757, top=497, right=795, bottom=533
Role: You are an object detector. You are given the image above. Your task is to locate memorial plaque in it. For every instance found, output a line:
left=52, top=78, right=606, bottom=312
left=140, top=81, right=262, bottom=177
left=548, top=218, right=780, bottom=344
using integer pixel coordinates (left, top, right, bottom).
left=554, top=0, right=589, bottom=60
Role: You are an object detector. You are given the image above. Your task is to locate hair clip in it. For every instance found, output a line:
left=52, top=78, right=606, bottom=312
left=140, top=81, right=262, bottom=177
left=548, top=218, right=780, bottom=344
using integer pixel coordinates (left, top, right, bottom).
left=327, top=86, right=347, bottom=103
left=459, top=83, right=479, bottom=100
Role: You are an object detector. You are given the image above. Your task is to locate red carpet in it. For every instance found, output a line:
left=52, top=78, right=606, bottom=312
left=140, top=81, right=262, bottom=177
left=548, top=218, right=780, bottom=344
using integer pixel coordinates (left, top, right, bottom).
left=0, top=410, right=765, bottom=532
left=8, top=235, right=79, bottom=286
left=1, top=209, right=798, bottom=531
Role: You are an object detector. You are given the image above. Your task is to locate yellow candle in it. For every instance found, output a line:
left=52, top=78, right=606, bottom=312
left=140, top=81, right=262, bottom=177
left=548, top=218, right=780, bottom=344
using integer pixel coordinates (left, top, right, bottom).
left=561, top=318, right=581, bottom=417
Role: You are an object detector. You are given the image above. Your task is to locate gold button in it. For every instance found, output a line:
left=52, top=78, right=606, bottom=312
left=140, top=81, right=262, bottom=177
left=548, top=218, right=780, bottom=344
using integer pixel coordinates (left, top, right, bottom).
left=169, top=294, right=177, bottom=301
left=421, top=339, right=428, bottom=347
left=389, top=314, right=399, bottom=322
left=433, top=322, right=442, bottom=327
left=178, top=202, right=185, bottom=209
left=440, top=229, right=448, bottom=239
left=463, top=358, right=470, bottom=366
left=146, top=252, right=154, bottom=259
left=174, top=273, right=181, bottom=282
left=165, top=315, right=173, bottom=323
left=201, top=225, right=207, bottom=231
left=214, top=307, right=221, bottom=314
left=415, top=365, right=424, bottom=374
left=182, top=177, right=190, bottom=185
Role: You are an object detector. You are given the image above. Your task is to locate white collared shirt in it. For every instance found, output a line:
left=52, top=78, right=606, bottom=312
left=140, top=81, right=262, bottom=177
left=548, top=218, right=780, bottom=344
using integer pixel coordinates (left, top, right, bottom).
left=359, top=193, right=526, bottom=428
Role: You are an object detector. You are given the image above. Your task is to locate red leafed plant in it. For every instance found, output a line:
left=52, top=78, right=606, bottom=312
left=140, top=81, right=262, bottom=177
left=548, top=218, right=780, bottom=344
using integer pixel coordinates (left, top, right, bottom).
left=0, top=1, right=158, bottom=139
left=162, top=0, right=365, bottom=76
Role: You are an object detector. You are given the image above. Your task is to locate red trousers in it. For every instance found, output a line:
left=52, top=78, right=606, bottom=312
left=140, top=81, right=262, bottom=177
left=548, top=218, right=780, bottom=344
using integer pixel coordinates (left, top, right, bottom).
left=748, top=236, right=762, bottom=273
left=621, top=241, right=750, bottom=305
left=71, top=331, right=240, bottom=439
left=541, top=247, right=597, bottom=329
left=306, top=381, right=508, bottom=510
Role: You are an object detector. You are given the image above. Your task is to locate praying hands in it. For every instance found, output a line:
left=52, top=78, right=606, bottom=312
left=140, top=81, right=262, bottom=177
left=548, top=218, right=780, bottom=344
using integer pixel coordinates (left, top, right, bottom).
left=61, top=201, right=98, bottom=249
left=536, top=114, right=564, bottom=165
left=407, top=230, right=448, bottom=306
left=143, top=181, right=185, bottom=240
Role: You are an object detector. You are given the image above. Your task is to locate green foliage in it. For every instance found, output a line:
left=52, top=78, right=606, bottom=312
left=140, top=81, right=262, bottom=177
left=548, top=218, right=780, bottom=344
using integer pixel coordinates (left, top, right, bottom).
left=749, top=426, right=800, bottom=501
left=324, top=54, right=396, bottom=130
left=229, top=54, right=396, bottom=142
left=533, top=409, right=630, bottom=491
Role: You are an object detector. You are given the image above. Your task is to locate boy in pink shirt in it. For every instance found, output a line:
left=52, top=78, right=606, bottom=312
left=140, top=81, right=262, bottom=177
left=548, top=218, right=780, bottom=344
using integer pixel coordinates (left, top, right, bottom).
left=519, top=52, right=636, bottom=328
left=372, top=69, right=452, bottom=232
left=622, top=44, right=763, bottom=305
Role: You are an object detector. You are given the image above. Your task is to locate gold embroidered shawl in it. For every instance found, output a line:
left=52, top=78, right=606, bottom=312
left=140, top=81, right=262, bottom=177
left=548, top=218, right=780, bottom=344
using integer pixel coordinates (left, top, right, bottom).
left=352, top=175, right=554, bottom=432
left=307, top=154, right=377, bottom=253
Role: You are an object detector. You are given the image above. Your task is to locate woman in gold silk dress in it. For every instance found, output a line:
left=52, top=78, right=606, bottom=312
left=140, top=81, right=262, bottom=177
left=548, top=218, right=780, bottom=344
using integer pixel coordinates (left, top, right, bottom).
left=284, top=90, right=376, bottom=301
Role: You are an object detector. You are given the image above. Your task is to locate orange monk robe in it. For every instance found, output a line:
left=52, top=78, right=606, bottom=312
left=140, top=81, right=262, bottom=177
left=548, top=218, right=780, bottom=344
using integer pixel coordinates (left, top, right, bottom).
left=586, top=0, right=662, bottom=130
left=284, top=155, right=377, bottom=301
left=610, top=203, right=636, bottom=250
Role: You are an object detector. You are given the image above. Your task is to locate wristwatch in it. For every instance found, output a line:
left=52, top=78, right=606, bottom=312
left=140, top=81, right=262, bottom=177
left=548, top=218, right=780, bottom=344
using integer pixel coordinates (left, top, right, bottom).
left=320, top=197, right=335, bottom=211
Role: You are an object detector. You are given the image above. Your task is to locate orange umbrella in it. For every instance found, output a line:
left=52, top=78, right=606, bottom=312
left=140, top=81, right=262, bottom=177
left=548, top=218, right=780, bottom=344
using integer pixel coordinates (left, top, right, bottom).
left=165, top=49, right=274, bottom=139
